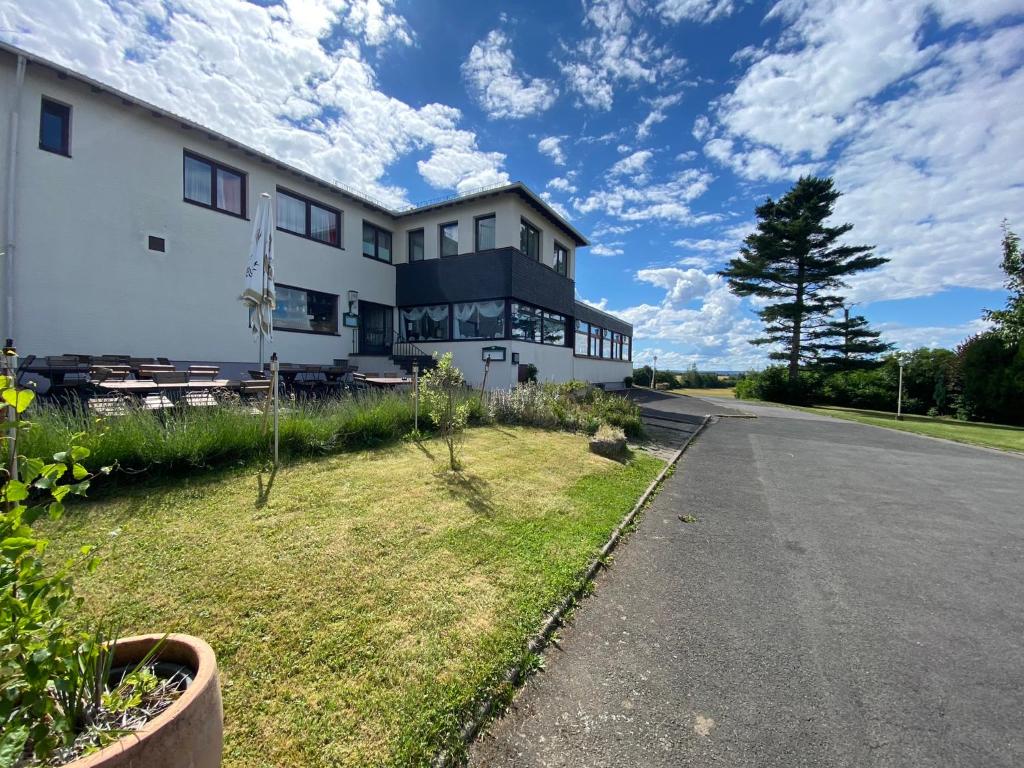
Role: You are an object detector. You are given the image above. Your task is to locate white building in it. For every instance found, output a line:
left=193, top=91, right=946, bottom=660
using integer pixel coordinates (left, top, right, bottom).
left=0, top=44, right=633, bottom=390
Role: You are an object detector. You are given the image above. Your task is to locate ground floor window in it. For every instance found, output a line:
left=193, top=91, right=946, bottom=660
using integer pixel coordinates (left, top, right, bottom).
left=455, top=300, right=505, bottom=339
left=273, top=285, right=338, bottom=334
left=511, top=302, right=567, bottom=346
left=401, top=304, right=449, bottom=341
left=574, top=320, right=631, bottom=360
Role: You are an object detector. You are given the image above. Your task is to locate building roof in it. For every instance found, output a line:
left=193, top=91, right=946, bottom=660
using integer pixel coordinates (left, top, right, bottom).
left=0, top=42, right=588, bottom=247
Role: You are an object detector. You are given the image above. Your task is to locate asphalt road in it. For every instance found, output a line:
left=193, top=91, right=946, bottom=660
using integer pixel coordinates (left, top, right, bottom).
left=470, top=394, right=1024, bottom=767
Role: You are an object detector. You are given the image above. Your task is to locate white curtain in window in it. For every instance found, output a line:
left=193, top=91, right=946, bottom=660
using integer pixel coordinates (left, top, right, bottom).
left=217, top=170, right=242, bottom=214
left=278, top=193, right=306, bottom=234
left=184, top=156, right=211, bottom=204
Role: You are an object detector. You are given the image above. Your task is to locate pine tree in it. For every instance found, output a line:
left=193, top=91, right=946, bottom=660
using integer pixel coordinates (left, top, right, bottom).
left=984, top=221, right=1024, bottom=343
left=810, top=306, right=892, bottom=370
left=720, top=176, right=887, bottom=385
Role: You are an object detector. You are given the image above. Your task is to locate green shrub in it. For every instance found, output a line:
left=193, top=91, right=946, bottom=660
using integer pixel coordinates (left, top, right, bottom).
left=485, top=382, right=644, bottom=439
left=623, top=376, right=633, bottom=389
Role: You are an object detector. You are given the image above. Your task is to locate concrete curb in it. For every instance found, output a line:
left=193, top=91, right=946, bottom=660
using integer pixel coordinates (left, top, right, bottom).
left=433, top=415, right=712, bottom=768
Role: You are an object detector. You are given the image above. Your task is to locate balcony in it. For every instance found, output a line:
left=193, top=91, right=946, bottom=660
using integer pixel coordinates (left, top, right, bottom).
left=395, top=247, right=575, bottom=315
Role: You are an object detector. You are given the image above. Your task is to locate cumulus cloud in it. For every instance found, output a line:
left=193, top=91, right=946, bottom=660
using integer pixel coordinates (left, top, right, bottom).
left=0, top=0, right=508, bottom=205
left=462, top=29, right=558, bottom=119
left=537, top=135, right=567, bottom=165
left=591, top=243, right=625, bottom=256
left=574, top=168, right=716, bottom=223
left=656, top=0, right=740, bottom=23
left=609, top=149, right=653, bottom=177
left=561, top=0, right=685, bottom=110
left=703, top=0, right=1024, bottom=304
left=547, top=176, right=578, bottom=193
left=636, top=93, right=682, bottom=139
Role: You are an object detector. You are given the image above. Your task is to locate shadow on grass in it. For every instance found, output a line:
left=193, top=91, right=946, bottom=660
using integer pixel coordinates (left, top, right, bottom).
left=255, top=465, right=279, bottom=508
left=435, top=469, right=497, bottom=517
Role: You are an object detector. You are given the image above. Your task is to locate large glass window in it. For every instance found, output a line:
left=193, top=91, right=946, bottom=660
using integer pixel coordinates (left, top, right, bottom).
left=511, top=302, right=542, bottom=342
left=512, top=302, right=566, bottom=345
left=276, top=188, right=341, bottom=246
left=543, top=311, right=566, bottom=346
left=475, top=215, right=496, bottom=251
left=184, top=151, right=246, bottom=217
left=408, top=229, right=425, bottom=262
left=39, top=98, right=71, bottom=156
left=400, top=305, right=449, bottom=341
left=575, top=320, right=590, bottom=356
left=273, top=285, right=338, bottom=334
left=553, top=242, right=569, bottom=277
left=440, top=221, right=459, bottom=257
left=601, top=328, right=614, bottom=359
left=455, top=300, right=505, bottom=340
left=520, top=219, right=540, bottom=261
left=362, top=221, right=392, bottom=262
left=623, top=335, right=631, bottom=360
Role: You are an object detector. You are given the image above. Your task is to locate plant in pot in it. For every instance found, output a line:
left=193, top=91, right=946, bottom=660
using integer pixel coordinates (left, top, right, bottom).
left=0, top=373, right=223, bottom=768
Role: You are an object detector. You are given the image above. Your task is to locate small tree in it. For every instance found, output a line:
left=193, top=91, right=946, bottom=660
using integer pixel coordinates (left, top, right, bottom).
left=812, top=306, right=892, bottom=370
left=418, top=353, right=471, bottom=471
left=984, top=221, right=1024, bottom=343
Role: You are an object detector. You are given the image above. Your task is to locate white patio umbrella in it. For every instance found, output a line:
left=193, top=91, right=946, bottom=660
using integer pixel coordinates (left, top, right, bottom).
left=241, top=192, right=275, bottom=367
left=241, top=192, right=280, bottom=465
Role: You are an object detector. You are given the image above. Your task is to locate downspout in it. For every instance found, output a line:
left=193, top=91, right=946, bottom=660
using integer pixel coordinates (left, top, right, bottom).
left=4, top=55, right=26, bottom=341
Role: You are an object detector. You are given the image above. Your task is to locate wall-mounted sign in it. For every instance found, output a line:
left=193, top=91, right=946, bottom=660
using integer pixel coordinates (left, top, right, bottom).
left=482, top=345, right=507, bottom=362
left=511, top=352, right=520, bottom=365
left=343, top=312, right=359, bottom=328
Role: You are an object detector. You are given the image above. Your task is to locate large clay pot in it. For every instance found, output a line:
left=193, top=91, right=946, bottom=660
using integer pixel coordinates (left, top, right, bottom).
left=65, top=633, right=223, bottom=768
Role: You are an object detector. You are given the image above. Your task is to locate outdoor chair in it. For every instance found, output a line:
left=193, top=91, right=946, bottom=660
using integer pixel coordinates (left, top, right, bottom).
left=239, top=379, right=272, bottom=408
left=90, top=365, right=130, bottom=383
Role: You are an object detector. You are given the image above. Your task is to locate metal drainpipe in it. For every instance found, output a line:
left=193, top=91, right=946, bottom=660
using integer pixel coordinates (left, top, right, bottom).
left=4, top=55, right=26, bottom=341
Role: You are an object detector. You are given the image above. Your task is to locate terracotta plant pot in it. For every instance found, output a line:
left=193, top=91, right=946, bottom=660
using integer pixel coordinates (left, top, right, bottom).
left=65, top=633, right=223, bottom=768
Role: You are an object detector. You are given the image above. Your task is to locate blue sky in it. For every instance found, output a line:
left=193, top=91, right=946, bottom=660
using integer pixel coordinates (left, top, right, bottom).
left=2, top=0, right=1022, bottom=369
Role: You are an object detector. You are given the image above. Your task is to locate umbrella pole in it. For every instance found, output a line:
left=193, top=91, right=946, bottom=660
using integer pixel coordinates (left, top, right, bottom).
left=271, top=352, right=279, bottom=467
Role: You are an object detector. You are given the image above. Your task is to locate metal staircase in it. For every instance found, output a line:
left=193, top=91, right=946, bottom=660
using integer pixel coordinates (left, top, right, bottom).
left=389, top=332, right=438, bottom=376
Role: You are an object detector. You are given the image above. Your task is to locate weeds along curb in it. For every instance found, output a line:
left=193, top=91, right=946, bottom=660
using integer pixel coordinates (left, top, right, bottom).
left=433, top=415, right=712, bottom=768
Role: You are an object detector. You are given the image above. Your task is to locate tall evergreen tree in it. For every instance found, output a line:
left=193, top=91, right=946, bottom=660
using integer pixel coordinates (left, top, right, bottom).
left=984, top=221, right=1024, bottom=343
left=810, top=306, right=892, bottom=370
left=720, top=176, right=886, bottom=385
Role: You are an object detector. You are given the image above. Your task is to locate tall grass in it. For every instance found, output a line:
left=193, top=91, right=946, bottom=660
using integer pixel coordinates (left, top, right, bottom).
left=21, top=392, right=417, bottom=477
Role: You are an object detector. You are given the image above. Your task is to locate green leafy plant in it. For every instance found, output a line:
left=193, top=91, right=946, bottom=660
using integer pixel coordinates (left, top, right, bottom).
left=418, top=353, right=471, bottom=471
left=0, top=372, right=115, bottom=766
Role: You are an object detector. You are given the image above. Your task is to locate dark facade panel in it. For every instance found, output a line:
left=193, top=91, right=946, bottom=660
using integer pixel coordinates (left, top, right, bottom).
left=396, top=247, right=576, bottom=315
left=574, top=300, right=633, bottom=336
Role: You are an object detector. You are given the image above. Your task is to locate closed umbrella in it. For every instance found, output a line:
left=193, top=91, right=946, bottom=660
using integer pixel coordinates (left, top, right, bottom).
left=241, top=192, right=275, bottom=367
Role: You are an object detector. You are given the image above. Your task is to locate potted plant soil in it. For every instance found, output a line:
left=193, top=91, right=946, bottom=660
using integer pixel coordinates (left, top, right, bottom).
left=0, top=372, right=223, bottom=768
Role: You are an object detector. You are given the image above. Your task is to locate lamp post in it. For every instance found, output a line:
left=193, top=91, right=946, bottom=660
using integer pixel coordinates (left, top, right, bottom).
left=650, top=355, right=658, bottom=389
left=896, top=352, right=906, bottom=421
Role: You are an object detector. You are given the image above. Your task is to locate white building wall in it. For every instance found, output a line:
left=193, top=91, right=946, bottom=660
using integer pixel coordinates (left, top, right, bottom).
left=0, top=56, right=395, bottom=363
left=395, top=196, right=519, bottom=263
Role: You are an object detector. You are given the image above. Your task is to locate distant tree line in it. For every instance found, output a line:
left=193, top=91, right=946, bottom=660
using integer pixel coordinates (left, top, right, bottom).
left=721, top=177, right=1024, bottom=425
left=632, top=365, right=739, bottom=390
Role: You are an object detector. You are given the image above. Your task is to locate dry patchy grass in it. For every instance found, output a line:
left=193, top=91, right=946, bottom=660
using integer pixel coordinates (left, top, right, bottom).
left=46, top=427, right=664, bottom=767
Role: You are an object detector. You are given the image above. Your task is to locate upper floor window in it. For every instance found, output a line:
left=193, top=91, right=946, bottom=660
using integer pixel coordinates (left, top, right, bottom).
left=276, top=188, right=341, bottom=247
left=408, top=229, right=425, bottom=262
left=273, top=284, right=338, bottom=334
left=520, top=218, right=540, bottom=261
left=183, top=151, right=245, bottom=217
left=475, top=214, right=496, bottom=251
left=553, top=242, right=569, bottom=277
left=362, top=221, right=392, bottom=263
left=440, top=221, right=459, bottom=257
left=39, top=98, right=71, bottom=156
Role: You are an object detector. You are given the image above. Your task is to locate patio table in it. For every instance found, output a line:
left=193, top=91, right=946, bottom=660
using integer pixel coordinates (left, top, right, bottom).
left=364, top=376, right=413, bottom=389
left=98, top=379, right=230, bottom=406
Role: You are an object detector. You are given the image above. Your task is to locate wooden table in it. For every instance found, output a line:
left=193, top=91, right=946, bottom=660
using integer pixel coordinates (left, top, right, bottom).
left=364, top=376, right=413, bottom=389
left=98, top=379, right=230, bottom=406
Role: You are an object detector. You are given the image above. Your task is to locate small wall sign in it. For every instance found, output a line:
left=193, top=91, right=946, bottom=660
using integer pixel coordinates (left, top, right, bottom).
left=343, top=313, right=359, bottom=328
left=511, top=352, right=520, bottom=364
left=482, top=345, right=507, bottom=362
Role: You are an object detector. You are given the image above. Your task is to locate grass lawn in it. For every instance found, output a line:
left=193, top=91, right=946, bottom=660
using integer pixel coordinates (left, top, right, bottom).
left=668, top=387, right=736, bottom=399
left=792, top=405, right=1024, bottom=453
left=46, top=426, right=664, bottom=767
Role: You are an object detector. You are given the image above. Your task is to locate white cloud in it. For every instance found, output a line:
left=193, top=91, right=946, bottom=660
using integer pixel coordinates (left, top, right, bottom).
left=590, top=222, right=637, bottom=238
left=877, top=319, right=990, bottom=351
left=462, top=29, right=558, bottom=119
left=547, top=176, right=578, bottom=194
left=0, top=0, right=507, bottom=205
left=704, top=0, right=1024, bottom=304
left=561, top=0, right=685, bottom=110
left=656, top=0, right=739, bottom=23
left=574, top=168, right=716, bottom=223
left=636, top=93, right=682, bottom=139
left=636, top=267, right=713, bottom=304
left=591, top=243, right=625, bottom=256
left=539, top=191, right=573, bottom=220
left=609, top=149, right=653, bottom=177
left=537, top=135, right=567, bottom=165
